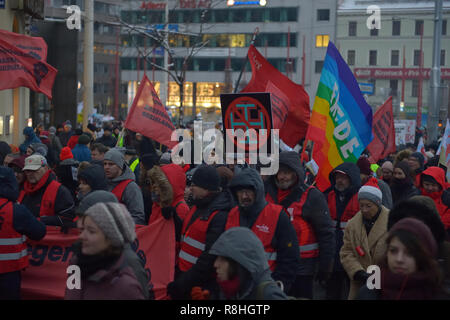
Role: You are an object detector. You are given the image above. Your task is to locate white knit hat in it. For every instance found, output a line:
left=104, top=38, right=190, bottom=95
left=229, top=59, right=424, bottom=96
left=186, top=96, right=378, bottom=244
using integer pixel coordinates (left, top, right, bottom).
left=358, top=179, right=382, bottom=206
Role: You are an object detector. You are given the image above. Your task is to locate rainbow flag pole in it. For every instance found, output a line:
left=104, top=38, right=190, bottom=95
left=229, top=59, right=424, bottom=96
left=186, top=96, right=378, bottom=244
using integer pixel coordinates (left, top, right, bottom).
left=303, top=42, right=373, bottom=191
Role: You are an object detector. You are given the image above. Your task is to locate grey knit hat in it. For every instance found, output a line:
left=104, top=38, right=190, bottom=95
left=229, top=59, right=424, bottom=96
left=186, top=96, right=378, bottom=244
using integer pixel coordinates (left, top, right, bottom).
left=76, top=190, right=118, bottom=214
left=84, top=202, right=136, bottom=247
left=104, top=149, right=125, bottom=169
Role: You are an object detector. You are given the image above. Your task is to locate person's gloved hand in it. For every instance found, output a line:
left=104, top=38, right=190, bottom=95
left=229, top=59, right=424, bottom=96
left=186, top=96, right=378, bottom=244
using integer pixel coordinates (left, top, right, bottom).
left=353, top=270, right=370, bottom=283
left=161, top=206, right=175, bottom=220
left=315, top=270, right=331, bottom=287
left=191, top=287, right=210, bottom=300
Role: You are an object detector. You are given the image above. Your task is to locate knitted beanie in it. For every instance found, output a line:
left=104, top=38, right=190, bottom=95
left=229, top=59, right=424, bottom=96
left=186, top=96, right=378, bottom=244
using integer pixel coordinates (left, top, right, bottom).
left=60, top=147, right=73, bottom=161
left=77, top=134, right=91, bottom=145
left=390, top=217, right=438, bottom=257
left=84, top=202, right=136, bottom=247
left=358, top=178, right=382, bottom=206
left=357, top=156, right=372, bottom=176
left=104, top=149, right=125, bottom=169
left=76, top=190, right=118, bottom=214
left=381, top=161, right=394, bottom=172
left=192, top=164, right=220, bottom=191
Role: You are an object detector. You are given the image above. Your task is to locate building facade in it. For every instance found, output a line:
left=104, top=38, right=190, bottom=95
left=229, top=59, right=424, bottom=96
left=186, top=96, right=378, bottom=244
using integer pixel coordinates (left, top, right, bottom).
left=337, top=0, right=450, bottom=127
left=120, top=0, right=338, bottom=123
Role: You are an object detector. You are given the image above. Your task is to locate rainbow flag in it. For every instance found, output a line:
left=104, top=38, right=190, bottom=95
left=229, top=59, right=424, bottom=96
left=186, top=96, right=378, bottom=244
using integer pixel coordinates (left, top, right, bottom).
left=303, top=42, right=373, bottom=191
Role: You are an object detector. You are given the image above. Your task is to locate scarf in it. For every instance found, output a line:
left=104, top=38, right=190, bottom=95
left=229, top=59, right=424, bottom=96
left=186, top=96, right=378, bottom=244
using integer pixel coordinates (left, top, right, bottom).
left=277, top=189, right=291, bottom=203
left=381, top=269, right=436, bottom=300
left=72, top=242, right=121, bottom=280
left=23, top=170, right=51, bottom=194
left=217, top=275, right=241, bottom=299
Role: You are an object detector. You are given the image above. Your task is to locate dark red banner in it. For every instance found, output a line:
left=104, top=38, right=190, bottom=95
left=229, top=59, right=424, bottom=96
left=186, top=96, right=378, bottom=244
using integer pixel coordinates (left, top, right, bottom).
left=124, top=74, right=177, bottom=149
left=367, top=97, right=396, bottom=162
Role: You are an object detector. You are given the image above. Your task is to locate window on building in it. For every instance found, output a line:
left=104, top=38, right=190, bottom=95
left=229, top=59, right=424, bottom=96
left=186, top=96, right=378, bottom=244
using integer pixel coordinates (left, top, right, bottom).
left=270, top=8, right=281, bottom=22
left=415, top=20, right=424, bottom=36
left=392, top=20, right=401, bottom=36
left=287, top=8, right=298, bottom=21
left=250, top=8, right=264, bottom=22
left=317, top=9, right=330, bottom=21
left=412, top=79, right=419, bottom=97
left=443, top=20, right=447, bottom=35
left=391, top=50, right=400, bottom=66
left=369, top=50, right=377, bottom=66
left=370, top=28, right=378, bottom=36
left=390, top=80, right=398, bottom=97
left=441, top=50, right=446, bottom=66
left=413, top=50, right=422, bottom=66
left=315, top=60, right=324, bottom=74
left=231, top=9, right=247, bottom=22
left=347, top=50, right=355, bottom=66
left=315, top=35, right=329, bottom=47
left=349, top=21, right=357, bottom=36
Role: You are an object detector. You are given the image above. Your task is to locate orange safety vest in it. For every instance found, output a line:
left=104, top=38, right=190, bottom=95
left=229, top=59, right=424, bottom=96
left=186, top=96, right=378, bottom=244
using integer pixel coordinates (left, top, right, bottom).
left=0, top=199, right=28, bottom=274
left=178, top=206, right=221, bottom=272
left=111, top=179, right=133, bottom=203
left=18, top=180, right=61, bottom=217
left=266, top=186, right=319, bottom=259
left=327, top=191, right=359, bottom=230
left=225, top=203, right=283, bottom=271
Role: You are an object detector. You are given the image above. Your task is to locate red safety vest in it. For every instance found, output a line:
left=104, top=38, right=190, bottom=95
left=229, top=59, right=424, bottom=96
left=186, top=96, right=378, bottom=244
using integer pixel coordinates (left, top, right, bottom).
left=0, top=199, right=28, bottom=274
left=111, top=179, right=133, bottom=203
left=327, top=191, right=359, bottom=230
left=266, top=186, right=319, bottom=259
left=178, top=206, right=221, bottom=272
left=18, top=180, right=61, bottom=217
left=225, top=203, right=283, bottom=271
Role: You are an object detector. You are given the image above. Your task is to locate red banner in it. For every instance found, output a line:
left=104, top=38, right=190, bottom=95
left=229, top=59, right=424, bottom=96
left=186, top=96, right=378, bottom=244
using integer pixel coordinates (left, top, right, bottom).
left=241, top=45, right=310, bottom=148
left=0, top=32, right=57, bottom=99
left=367, top=97, right=396, bottom=162
left=125, top=74, right=177, bottom=149
left=21, top=216, right=175, bottom=300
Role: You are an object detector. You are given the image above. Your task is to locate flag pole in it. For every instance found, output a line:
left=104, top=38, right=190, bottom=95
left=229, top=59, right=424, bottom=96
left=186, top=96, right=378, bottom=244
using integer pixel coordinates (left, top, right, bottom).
left=233, top=27, right=259, bottom=93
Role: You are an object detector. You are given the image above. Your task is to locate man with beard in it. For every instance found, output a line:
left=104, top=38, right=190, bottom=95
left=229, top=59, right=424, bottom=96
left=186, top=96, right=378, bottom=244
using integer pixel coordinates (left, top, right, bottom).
left=226, top=167, right=300, bottom=293
left=265, top=151, right=335, bottom=299
left=325, top=162, right=362, bottom=300
left=389, top=161, right=420, bottom=206
left=167, top=164, right=234, bottom=299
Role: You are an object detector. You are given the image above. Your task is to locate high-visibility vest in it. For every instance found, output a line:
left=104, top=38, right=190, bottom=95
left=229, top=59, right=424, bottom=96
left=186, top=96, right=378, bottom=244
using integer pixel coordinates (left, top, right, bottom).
left=111, top=179, right=133, bottom=203
left=225, top=203, right=283, bottom=271
left=0, top=199, right=28, bottom=274
left=178, top=206, right=221, bottom=272
left=130, top=158, right=140, bottom=172
left=18, top=180, right=61, bottom=217
left=266, top=186, right=319, bottom=259
left=327, top=191, right=359, bottom=230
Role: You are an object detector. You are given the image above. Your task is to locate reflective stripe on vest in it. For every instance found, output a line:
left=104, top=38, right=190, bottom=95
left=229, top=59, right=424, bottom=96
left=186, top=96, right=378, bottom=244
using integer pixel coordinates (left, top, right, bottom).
left=327, top=191, right=359, bottom=230
left=178, top=206, right=221, bottom=272
left=130, top=158, right=140, bottom=172
left=0, top=199, right=29, bottom=273
left=225, top=203, right=281, bottom=271
left=300, top=243, right=319, bottom=252
left=111, top=179, right=134, bottom=203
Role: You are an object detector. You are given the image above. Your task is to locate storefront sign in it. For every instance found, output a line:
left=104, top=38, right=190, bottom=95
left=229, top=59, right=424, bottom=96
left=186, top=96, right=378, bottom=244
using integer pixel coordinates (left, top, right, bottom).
left=354, top=67, right=450, bottom=80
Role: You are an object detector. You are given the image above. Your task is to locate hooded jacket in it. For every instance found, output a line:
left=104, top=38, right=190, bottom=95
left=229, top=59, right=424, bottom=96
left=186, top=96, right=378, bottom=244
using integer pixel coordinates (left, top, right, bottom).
left=19, top=127, right=41, bottom=154
left=420, top=166, right=450, bottom=226
left=0, top=141, right=11, bottom=165
left=228, top=167, right=300, bottom=292
left=78, top=165, right=108, bottom=193
left=326, top=162, right=362, bottom=272
left=209, top=227, right=288, bottom=300
left=0, top=166, right=46, bottom=248
left=55, top=158, right=80, bottom=201
left=107, top=166, right=145, bottom=225
left=265, top=151, right=335, bottom=276
left=95, top=134, right=117, bottom=149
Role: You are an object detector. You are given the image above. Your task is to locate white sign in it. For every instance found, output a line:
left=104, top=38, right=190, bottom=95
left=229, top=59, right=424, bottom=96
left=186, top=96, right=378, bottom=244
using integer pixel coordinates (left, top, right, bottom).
left=394, top=120, right=416, bottom=145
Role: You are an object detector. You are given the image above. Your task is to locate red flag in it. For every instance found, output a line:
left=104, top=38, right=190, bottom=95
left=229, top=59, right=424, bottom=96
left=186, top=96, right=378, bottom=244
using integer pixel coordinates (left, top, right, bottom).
left=0, top=35, right=57, bottom=99
left=367, top=97, right=396, bottom=162
left=124, top=75, right=177, bottom=149
left=241, top=45, right=310, bottom=148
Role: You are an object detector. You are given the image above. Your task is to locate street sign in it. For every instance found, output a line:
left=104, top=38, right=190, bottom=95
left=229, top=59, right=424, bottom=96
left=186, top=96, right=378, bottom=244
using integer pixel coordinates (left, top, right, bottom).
left=358, top=82, right=374, bottom=95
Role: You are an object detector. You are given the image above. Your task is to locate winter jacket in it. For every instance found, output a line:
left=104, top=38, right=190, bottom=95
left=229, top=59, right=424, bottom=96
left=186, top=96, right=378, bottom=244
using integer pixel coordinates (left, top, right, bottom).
left=209, top=227, right=288, bottom=300
left=228, top=167, right=300, bottom=292
left=20, top=170, right=75, bottom=227
left=72, top=144, right=92, bottom=163
left=59, top=130, right=73, bottom=147
left=375, top=179, right=393, bottom=210
left=326, top=162, right=362, bottom=272
left=54, top=158, right=79, bottom=201
left=265, top=151, right=335, bottom=276
left=390, top=179, right=420, bottom=206
left=0, top=141, right=11, bottom=165
left=340, top=206, right=389, bottom=299
left=420, top=166, right=450, bottom=229
left=19, top=127, right=41, bottom=154
left=65, top=251, right=145, bottom=300
left=95, top=134, right=117, bottom=149
left=107, top=166, right=145, bottom=225
left=167, top=189, right=234, bottom=299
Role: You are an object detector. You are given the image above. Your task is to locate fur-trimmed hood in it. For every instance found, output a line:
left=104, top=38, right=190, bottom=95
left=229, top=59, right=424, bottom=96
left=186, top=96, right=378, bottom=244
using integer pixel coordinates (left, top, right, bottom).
left=147, top=164, right=186, bottom=207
